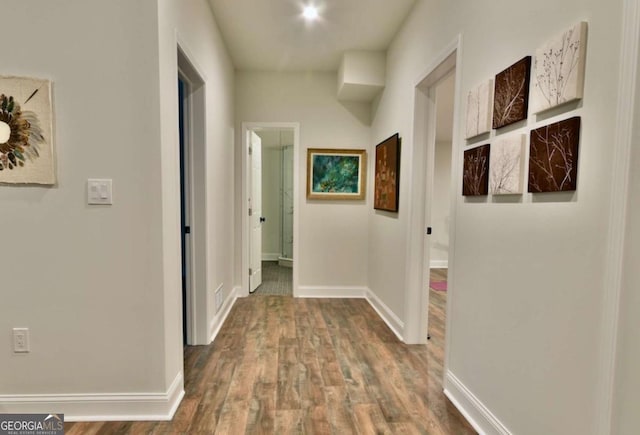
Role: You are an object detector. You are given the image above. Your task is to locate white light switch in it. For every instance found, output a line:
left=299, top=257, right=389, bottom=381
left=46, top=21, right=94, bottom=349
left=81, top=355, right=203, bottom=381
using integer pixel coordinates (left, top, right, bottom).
left=88, top=179, right=113, bottom=205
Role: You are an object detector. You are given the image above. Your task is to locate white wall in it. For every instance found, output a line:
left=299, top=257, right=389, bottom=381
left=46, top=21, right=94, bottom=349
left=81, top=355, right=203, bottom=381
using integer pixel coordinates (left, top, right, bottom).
left=611, top=32, right=640, bottom=435
left=370, top=0, right=624, bottom=433
left=0, top=0, right=234, bottom=419
left=261, top=144, right=283, bottom=259
left=0, top=0, right=165, bottom=405
left=257, top=129, right=295, bottom=261
left=430, top=141, right=452, bottom=266
left=157, top=0, right=235, bottom=361
left=235, top=72, right=370, bottom=290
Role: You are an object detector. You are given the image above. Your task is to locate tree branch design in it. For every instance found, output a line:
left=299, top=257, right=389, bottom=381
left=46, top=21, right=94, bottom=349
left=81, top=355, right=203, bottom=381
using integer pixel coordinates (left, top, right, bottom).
left=534, top=22, right=586, bottom=112
left=466, top=79, right=493, bottom=139
left=528, top=117, right=581, bottom=192
left=466, top=88, right=481, bottom=138
left=490, top=137, right=523, bottom=194
left=493, top=57, right=531, bottom=129
left=463, top=145, right=490, bottom=196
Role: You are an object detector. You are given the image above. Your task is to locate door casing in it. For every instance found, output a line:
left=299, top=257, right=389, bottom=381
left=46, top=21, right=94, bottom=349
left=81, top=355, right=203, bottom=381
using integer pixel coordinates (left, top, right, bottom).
left=405, top=36, right=462, bottom=363
left=177, top=45, right=208, bottom=345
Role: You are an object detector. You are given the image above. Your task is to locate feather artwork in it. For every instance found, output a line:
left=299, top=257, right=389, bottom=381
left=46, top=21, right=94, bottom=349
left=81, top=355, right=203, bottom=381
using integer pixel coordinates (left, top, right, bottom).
left=0, top=76, right=55, bottom=184
left=0, top=94, right=44, bottom=170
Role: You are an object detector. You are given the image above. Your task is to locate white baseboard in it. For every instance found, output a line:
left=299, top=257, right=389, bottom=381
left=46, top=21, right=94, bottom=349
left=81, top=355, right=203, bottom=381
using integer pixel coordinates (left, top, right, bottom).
left=364, top=288, right=405, bottom=341
left=262, top=253, right=280, bottom=262
left=278, top=257, right=293, bottom=268
left=296, top=286, right=405, bottom=342
left=209, top=286, right=240, bottom=342
left=430, top=260, right=449, bottom=268
left=444, top=371, right=511, bottom=435
left=0, top=372, right=184, bottom=422
left=297, top=286, right=367, bottom=298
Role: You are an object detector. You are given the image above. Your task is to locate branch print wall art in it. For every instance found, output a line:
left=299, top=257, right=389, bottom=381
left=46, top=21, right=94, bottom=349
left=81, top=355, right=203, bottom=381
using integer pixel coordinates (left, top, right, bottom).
left=528, top=117, right=581, bottom=193
left=493, top=56, right=532, bottom=129
left=531, top=22, right=588, bottom=114
left=489, top=134, right=525, bottom=195
left=462, top=144, right=490, bottom=196
left=0, top=76, right=55, bottom=185
left=465, top=79, right=494, bottom=139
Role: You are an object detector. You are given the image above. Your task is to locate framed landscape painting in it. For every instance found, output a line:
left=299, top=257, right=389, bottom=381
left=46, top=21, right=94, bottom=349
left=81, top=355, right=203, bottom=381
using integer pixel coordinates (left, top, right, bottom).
left=374, top=133, right=401, bottom=212
left=307, top=148, right=366, bottom=200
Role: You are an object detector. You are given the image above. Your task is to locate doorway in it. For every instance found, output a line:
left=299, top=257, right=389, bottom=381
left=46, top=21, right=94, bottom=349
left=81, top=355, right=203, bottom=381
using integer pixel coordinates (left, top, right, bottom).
left=426, top=72, right=455, bottom=343
left=177, top=47, right=208, bottom=345
left=178, top=76, right=190, bottom=345
left=242, top=123, right=300, bottom=298
left=253, top=128, right=295, bottom=296
left=405, top=38, right=461, bottom=356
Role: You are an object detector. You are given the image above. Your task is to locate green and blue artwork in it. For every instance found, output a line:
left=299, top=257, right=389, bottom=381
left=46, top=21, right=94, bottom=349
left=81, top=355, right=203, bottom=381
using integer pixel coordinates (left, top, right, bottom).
left=307, top=149, right=366, bottom=200
left=313, top=155, right=360, bottom=193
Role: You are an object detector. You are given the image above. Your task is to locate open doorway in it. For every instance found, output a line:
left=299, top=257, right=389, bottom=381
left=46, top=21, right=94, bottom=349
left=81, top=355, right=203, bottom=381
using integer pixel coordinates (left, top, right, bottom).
left=248, top=127, right=295, bottom=296
left=177, top=47, right=208, bottom=345
left=242, top=123, right=300, bottom=298
left=405, top=38, right=461, bottom=354
left=426, top=72, right=455, bottom=343
left=178, top=76, right=191, bottom=345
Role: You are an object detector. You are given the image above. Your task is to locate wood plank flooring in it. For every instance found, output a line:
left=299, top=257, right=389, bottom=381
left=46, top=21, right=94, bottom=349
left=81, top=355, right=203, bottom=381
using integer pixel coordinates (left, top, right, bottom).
left=66, top=270, right=475, bottom=434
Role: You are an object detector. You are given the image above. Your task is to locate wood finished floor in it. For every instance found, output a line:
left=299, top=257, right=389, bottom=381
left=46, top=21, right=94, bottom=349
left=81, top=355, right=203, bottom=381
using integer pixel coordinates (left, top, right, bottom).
left=66, top=270, right=475, bottom=434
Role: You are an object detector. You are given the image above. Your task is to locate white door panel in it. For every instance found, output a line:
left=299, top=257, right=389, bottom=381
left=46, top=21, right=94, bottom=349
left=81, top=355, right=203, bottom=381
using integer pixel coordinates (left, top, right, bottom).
left=250, top=131, right=263, bottom=292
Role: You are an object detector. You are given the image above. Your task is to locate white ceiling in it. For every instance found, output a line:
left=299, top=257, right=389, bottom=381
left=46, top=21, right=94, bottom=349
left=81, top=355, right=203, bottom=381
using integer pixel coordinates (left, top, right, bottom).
left=208, top=0, right=417, bottom=72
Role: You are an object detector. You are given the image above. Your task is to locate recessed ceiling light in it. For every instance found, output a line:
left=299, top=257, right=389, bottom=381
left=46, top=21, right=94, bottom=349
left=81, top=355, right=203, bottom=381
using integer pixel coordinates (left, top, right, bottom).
left=302, top=5, right=319, bottom=21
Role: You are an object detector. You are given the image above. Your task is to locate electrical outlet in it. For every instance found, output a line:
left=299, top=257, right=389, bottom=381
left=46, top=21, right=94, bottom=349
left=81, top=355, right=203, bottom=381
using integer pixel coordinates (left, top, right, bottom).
left=13, top=328, right=30, bottom=353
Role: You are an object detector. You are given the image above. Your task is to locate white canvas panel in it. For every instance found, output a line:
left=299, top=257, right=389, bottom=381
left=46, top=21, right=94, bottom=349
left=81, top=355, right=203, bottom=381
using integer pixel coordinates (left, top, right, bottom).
left=490, top=134, right=525, bottom=194
left=465, top=78, right=493, bottom=139
left=531, top=22, right=588, bottom=114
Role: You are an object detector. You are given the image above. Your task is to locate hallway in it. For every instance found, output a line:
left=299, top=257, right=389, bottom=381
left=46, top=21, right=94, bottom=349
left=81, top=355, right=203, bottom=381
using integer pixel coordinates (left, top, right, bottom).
left=65, top=279, right=474, bottom=434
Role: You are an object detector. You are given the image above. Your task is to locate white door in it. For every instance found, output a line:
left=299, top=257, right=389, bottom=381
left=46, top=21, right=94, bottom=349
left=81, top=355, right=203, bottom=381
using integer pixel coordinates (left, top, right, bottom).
left=249, top=131, right=263, bottom=292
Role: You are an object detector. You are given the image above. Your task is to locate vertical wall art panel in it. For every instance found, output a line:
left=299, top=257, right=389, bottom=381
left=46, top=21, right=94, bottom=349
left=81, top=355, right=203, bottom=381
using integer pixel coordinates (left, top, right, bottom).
left=374, top=133, right=401, bottom=212
left=0, top=76, right=55, bottom=184
left=462, top=144, right=490, bottom=196
left=466, top=79, right=494, bottom=139
left=528, top=117, right=581, bottom=192
left=493, top=56, right=532, bottom=129
left=490, top=134, right=526, bottom=195
left=531, top=22, right=588, bottom=114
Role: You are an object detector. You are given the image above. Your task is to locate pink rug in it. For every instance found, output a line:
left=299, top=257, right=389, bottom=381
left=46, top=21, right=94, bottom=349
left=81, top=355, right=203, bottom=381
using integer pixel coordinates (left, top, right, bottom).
left=430, top=281, right=447, bottom=292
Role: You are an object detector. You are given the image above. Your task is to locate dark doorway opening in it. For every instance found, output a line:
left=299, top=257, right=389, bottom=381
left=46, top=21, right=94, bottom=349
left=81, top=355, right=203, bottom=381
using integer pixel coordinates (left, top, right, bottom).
left=178, top=77, right=189, bottom=346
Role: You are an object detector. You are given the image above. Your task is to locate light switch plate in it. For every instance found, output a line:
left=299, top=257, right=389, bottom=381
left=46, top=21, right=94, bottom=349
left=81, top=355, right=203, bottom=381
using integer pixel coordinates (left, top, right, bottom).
left=87, top=179, right=113, bottom=205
